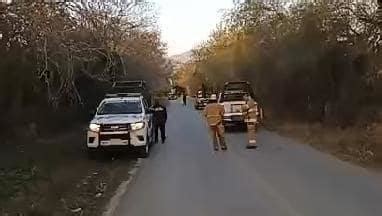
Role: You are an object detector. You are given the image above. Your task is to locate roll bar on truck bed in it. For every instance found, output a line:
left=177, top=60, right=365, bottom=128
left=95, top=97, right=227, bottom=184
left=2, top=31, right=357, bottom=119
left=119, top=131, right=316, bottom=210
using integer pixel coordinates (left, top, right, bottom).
left=109, top=80, right=152, bottom=106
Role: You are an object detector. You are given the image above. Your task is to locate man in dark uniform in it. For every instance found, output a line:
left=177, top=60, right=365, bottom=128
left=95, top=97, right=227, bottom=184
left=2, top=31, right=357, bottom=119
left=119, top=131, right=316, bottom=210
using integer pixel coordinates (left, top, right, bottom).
left=151, top=100, right=167, bottom=143
left=182, top=93, right=187, bottom=106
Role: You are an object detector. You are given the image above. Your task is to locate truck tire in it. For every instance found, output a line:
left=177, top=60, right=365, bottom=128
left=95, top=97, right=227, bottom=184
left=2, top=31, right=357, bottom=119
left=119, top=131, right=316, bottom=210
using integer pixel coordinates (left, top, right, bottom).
left=138, top=135, right=150, bottom=158
left=137, top=144, right=149, bottom=158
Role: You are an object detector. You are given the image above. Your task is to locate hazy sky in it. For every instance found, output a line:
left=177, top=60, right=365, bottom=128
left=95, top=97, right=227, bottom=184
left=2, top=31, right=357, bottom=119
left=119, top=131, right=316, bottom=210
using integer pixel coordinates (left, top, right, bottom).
left=157, top=0, right=234, bottom=56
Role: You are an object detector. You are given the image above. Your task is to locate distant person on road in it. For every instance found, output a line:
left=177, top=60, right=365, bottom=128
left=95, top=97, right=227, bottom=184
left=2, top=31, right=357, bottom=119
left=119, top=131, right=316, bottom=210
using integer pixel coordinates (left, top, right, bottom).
left=151, top=100, right=167, bottom=144
left=243, top=95, right=259, bottom=149
left=203, top=95, right=227, bottom=151
left=182, top=93, right=187, bottom=106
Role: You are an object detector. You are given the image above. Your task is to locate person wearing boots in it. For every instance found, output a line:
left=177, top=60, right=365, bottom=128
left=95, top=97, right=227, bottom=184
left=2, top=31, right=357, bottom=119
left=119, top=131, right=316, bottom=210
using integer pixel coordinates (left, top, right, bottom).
left=242, top=95, right=259, bottom=149
left=203, top=96, right=227, bottom=151
left=151, top=100, right=167, bottom=144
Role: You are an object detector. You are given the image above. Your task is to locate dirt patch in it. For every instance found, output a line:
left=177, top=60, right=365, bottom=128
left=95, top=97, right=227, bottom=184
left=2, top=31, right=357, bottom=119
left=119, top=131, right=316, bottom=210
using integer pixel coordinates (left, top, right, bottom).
left=0, top=125, right=136, bottom=216
left=266, top=121, right=382, bottom=168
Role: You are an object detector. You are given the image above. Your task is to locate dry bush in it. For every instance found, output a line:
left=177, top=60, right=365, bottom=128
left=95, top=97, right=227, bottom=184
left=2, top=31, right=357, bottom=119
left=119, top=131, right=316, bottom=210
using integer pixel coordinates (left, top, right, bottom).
left=181, top=1, right=382, bottom=127
left=0, top=1, right=168, bottom=134
left=175, top=1, right=382, bottom=164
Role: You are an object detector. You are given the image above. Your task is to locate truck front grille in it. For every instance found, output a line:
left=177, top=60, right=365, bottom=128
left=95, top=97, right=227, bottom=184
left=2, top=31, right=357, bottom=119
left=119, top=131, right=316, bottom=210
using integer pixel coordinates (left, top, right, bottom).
left=100, top=124, right=130, bottom=132
left=99, top=133, right=130, bottom=141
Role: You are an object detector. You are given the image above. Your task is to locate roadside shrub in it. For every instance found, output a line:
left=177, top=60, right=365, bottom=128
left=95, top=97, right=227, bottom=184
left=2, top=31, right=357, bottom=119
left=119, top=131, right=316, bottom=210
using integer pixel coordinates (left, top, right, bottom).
left=178, top=1, right=382, bottom=127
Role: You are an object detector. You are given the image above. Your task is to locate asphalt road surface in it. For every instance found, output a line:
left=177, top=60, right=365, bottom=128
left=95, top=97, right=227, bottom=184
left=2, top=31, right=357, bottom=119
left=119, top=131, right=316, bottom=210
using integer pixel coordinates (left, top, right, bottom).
left=113, top=101, right=382, bottom=216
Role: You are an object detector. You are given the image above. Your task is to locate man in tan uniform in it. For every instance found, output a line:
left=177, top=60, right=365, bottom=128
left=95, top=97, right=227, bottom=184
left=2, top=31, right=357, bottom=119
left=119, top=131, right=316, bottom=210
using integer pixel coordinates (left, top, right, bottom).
left=203, top=97, right=227, bottom=151
left=243, top=96, right=259, bottom=149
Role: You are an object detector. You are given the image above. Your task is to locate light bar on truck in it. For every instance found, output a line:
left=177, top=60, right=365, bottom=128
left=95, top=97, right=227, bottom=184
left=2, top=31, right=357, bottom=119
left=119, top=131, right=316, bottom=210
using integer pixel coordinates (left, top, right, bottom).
left=105, top=93, right=142, bottom=98
left=112, top=81, right=146, bottom=88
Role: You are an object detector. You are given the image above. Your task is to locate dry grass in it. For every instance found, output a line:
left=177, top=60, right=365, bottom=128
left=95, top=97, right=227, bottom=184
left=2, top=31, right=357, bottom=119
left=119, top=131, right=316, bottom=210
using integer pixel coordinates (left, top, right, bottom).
left=268, top=121, right=382, bottom=167
left=0, top=125, right=136, bottom=216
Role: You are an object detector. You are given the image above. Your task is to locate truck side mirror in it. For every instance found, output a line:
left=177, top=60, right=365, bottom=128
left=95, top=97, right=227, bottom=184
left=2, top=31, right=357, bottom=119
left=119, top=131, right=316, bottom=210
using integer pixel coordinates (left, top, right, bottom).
left=88, top=109, right=96, bottom=120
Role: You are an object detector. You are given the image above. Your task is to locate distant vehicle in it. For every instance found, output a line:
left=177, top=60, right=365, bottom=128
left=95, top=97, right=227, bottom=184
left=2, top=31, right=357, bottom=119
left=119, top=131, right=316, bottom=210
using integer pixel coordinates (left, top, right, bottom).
left=207, top=93, right=218, bottom=104
left=168, top=92, right=177, bottom=100
left=220, top=81, right=264, bottom=125
left=87, top=93, right=154, bottom=158
left=194, top=90, right=208, bottom=110
left=111, top=80, right=152, bottom=106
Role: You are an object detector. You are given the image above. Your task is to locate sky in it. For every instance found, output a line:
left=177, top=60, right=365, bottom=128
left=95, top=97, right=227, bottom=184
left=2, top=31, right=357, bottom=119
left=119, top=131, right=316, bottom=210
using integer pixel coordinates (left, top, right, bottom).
left=156, top=0, right=234, bottom=56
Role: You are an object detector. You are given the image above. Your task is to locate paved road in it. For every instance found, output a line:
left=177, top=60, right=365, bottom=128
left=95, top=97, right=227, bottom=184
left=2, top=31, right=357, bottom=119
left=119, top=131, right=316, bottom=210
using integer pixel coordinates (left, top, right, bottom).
left=113, top=101, right=382, bottom=216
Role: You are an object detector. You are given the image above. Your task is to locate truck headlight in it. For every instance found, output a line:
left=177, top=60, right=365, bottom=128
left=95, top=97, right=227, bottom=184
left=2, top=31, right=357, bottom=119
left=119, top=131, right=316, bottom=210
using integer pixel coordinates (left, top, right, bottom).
left=131, top=122, right=145, bottom=131
left=89, top=123, right=100, bottom=132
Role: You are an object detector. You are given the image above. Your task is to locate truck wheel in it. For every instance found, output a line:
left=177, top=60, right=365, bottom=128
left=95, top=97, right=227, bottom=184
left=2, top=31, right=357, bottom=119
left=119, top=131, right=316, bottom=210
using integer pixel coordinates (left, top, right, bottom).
left=138, top=143, right=149, bottom=158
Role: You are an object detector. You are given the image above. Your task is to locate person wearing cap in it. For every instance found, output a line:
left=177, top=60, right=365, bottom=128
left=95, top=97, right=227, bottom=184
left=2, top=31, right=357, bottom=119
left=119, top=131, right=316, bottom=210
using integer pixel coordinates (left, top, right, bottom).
left=242, top=95, right=259, bottom=149
left=151, top=100, right=167, bottom=144
left=203, top=94, right=227, bottom=151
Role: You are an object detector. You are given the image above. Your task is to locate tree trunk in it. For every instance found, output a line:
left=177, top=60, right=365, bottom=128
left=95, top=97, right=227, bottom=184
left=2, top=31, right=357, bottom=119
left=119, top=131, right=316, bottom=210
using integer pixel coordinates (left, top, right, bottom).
left=378, top=0, right=382, bottom=22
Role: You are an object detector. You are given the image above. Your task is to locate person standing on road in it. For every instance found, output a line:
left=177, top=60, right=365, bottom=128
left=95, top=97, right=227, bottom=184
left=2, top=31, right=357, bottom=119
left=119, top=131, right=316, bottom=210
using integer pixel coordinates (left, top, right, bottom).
left=243, top=95, right=259, bottom=149
left=203, top=96, right=227, bottom=151
left=151, top=100, right=167, bottom=144
left=182, top=93, right=187, bottom=106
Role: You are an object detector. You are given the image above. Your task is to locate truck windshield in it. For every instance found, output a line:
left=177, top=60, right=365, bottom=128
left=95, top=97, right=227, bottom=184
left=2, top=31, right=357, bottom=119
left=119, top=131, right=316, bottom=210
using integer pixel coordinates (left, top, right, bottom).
left=97, top=101, right=142, bottom=115
left=220, top=93, right=246, bottom=102
left=225, top=83, right=247, bottom=91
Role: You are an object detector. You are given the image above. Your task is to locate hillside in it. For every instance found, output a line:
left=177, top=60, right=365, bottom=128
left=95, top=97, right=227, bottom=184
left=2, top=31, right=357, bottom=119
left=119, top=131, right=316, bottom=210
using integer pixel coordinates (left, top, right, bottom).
left=170, top=51, right=192, bottom=64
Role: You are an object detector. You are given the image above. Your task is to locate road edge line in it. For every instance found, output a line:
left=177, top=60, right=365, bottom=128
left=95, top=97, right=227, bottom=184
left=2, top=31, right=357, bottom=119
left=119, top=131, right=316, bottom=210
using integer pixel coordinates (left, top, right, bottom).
left=102, top=158, right=143, bottom=216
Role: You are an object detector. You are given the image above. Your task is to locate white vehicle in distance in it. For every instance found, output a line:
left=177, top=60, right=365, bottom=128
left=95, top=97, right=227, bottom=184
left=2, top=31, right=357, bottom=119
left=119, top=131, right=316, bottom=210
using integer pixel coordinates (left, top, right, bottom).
left=194, top=90, right=208, bottom=110
left=207, top=93, right=218, bottom=104
left=87, top=93, right=154, bottom=158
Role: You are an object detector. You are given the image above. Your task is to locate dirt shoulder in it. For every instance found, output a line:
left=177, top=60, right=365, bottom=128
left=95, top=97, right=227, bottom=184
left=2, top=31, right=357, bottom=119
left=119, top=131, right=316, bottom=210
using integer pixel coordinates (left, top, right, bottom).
left=266, top=121, right=382, bottom=169
left=0, top=125, right=137, bottom=216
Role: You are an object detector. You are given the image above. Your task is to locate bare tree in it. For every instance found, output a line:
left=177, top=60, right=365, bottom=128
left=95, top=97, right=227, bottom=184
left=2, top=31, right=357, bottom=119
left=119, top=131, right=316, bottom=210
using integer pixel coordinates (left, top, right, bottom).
left=0, top=0, right=166, bottom=116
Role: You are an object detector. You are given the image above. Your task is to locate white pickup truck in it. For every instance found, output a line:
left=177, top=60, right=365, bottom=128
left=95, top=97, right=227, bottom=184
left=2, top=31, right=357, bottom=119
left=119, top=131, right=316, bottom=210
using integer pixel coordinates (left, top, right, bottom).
left=87, top=93, right=154, bottom=158
left=219, top=81, right=264, bottom=126
left=219, top=91, right=248, bottom=125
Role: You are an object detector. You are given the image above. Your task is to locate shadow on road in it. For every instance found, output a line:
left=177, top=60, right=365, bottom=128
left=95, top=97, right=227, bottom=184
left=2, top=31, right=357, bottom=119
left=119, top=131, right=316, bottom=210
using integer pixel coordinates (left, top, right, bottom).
left=89, top=149, right=142, bottom=162
left=224, top=124, right=247, bottom=133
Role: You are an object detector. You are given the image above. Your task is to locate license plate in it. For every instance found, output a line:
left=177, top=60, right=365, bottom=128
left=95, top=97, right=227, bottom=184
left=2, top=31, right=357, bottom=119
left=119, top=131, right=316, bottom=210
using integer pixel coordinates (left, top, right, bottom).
left=110, top=139, right=121, bottom=143
left=231, top=105, right=242, bottom=112
left=100, top=140, right=111, bottom=145
left=101, top=139, right=128, bottom=146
